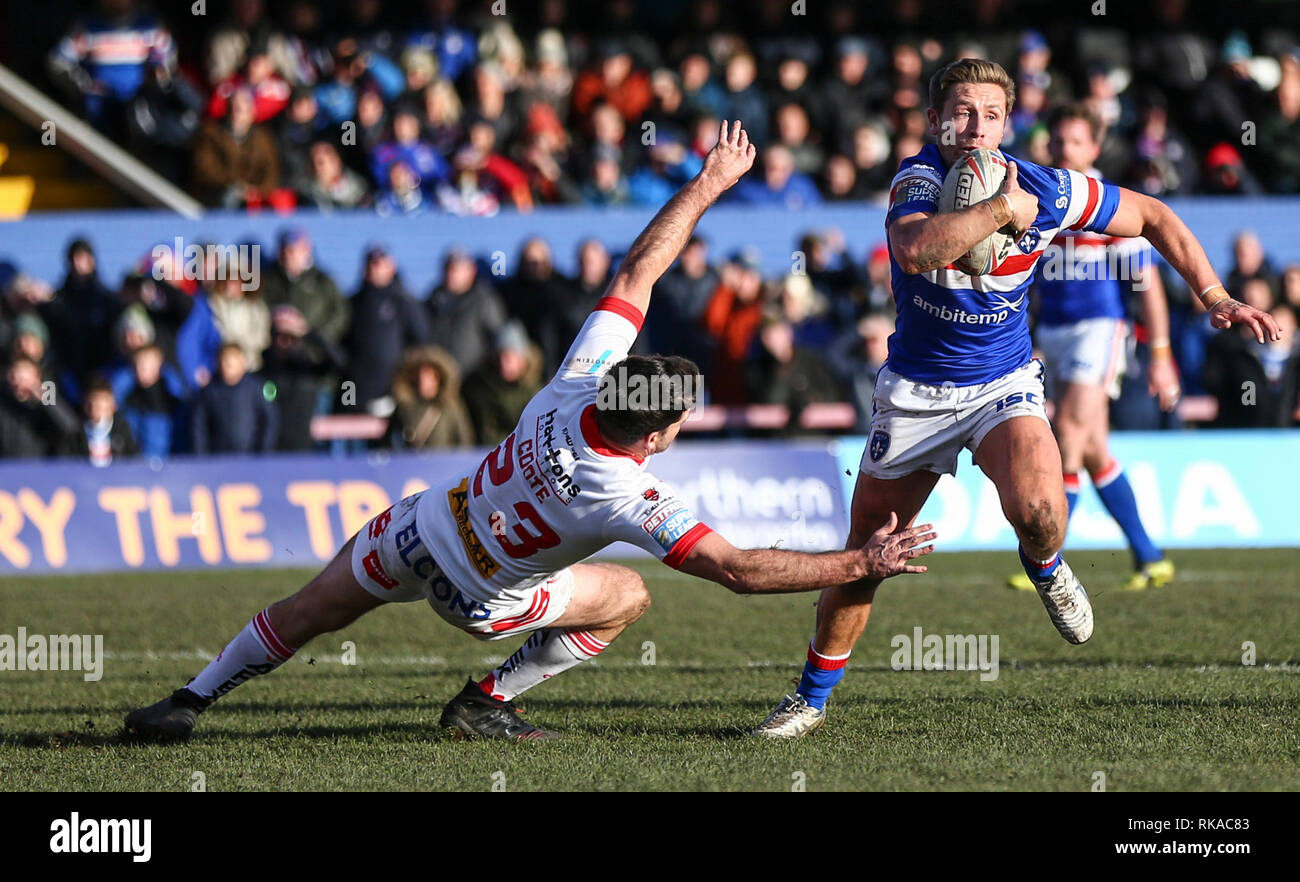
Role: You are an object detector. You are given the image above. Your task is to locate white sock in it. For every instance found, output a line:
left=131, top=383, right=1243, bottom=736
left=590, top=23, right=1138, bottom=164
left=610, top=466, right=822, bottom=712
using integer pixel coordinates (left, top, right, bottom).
left=187, top=609, right=297, bottom=702
left=479, top=629, right=608, bottom=702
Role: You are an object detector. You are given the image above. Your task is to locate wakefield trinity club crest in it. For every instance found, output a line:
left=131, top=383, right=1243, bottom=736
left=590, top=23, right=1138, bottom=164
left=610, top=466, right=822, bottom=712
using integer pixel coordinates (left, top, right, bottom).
left=869, top=429, right=891, bottom=462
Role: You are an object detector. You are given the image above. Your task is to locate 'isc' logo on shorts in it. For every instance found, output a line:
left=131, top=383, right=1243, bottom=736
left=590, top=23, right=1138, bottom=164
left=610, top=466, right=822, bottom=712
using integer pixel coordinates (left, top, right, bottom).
left=993, top=391, right=1040, bottom=411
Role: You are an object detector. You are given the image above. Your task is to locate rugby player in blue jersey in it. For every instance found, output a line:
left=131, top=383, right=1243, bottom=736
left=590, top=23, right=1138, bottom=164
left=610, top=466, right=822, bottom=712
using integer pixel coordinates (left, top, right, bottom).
left=755, top=58, right=1279, bottom=738
left=1007, top=103, right=1178, bottom=594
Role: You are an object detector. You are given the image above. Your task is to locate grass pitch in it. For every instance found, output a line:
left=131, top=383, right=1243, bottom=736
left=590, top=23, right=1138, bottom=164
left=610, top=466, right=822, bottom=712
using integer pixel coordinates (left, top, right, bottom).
left=1, top=548, right=1297, bottom=791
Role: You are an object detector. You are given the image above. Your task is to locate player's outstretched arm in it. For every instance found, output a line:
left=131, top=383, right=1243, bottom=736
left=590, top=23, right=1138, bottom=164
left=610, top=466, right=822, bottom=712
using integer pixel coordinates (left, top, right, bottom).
left=602, top=120, right=756, bottom=317
left=890, top=161, right=1039, bottom=275
left=1105, top=188, right=1281, bottom=343
left=676, top=512, right=936, bottom=595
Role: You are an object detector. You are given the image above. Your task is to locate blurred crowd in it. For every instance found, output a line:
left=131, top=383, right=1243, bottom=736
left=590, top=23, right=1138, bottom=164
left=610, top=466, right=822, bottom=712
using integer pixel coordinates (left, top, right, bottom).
left=2, top=223, right=1299, bottom=464
left=28, top=0, right=1300, bottom=212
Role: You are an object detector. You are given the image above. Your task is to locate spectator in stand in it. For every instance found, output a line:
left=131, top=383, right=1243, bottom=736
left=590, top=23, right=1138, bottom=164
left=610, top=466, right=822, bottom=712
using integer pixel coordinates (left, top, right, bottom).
left=824, top=154, right=867, bottom=201
left=798, top=230, right=858, bottom=325
left=117, top=272, right=189, bottom=375
left=175, top=282, right=222, bottom=391
left=465, top=62, right=522, bottom=150
left=550, top=239, right=613, bottom=365
left=62, top=378, right=137, bottom=465
left=645, top=69, right=692, bottom=145
left=1193, top=32, right=1265, bottom=148
left=583, top=101, right=631, bottom=173
left=1200, top=142, right=1265, bottom=195
left=314, top=37, right=404, bottom=127
left=111, top=342, right=185, bottom=458
left=1226, top=231, right=1279, bottom=299
left=887, top=42, right=927, bottom=117
left=645, top=234, right=717, bottom=368
left=390, top=346, right=476, bottom=449
left=126, top=60, right=205, bottom=184
left=1005, top=71, right=1049, bottom=152
left=500, top=238, right=566, bottom=370
left=514, top=103, right=580, bottom=205
left=420, top=77, right=464, bottom=157
left=679, top=52, right=727, bottom=120
left=816, top=37, right=887, bottom=150
left=1282, top=264, right=1300, bottom=325
left=1125, top=92, right=1198, bottom=197
left=462, top=322, right=544, bottom=444
left=770, top=49, right=824, bottom=135
left=747, top=317, right=842, bottom=433
left=774, top=102, right=824, bottom=177
left=347, top=85, right=390, bottom=178
left=371, top=103, right=450, bottom=196
left=277, top=87, right=326, bottom=186
left=42, top=238, right=118, bottom=391
left=1258, top=49, right=1300, bottom=193
left=261, top=305, right=346, bottom=452
left=1204, top=299, right=1300, bottom=428
left=207, top=42, right=291, bottom=124
left=296, top=140, right=370, bottom=210
left=703, top=248, right=767, bottom=406
left=343, top=245, right=430, bottom=415
left=408, top=0, right=478, bottom=84
left=627, top=133, right=703, bottom=206
left=722, top=51, right=769, bottom=148
left=207, top=269, right=270, bottom=374
left=377, top=160, right=433, bottom=216
left=526, top=29, right=573, bottom=119
left=0, top=357, right=80, bottom=459
left=400, top=46, right=439, bottom=99
left=190, top=343, right=277, bottom=455
left=730, top=144, right=822, bottom=209
left=1015, top=29, right=1071, bottom=107
left=260, top=229, right=350, bottom=346
left=777, top=272, right=835, bottom=351
left=426, top=248, right=508, bottom=377
left=47, top=0, right=176, bottom=138
left=453, top=118, right=533, bottom=211
left=191, top=87, right=283, bottom=209
left=572, top=39, right=652, bottom=128
left=205, top=0, right=299, bottom=86
left=828, top=314, right=894, bottom=433
left=7, top=314, right=57, bottom=387
left=104, top=303, right=157, bottom=381
left=580, top=143, right=630, bottom=206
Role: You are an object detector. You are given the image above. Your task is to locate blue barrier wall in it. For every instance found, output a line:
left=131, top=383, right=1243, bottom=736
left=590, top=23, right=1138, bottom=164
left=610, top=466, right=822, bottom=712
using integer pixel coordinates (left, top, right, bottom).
left=0, top=431, right=1295, bottom=576
left=5, top=198, right=1300, bottom=295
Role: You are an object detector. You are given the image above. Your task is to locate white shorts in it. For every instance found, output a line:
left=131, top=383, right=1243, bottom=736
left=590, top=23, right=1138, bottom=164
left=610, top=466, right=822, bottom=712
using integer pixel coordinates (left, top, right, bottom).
left=350, top=492, right=575, bottom=641
left=1036, top=317, right=1128, bottom=399
left=859, top=360, right=1050, bottom=479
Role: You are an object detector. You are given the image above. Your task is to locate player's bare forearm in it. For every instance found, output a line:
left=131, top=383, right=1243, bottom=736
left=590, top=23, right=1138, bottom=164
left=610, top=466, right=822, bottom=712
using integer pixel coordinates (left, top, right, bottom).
left=678, top=515, right=935, bottom=594
left=1135, top=267, right=1170, bottom=344
left=891, top=204, right=1003, bottom=275
left=604, top=121, right=756, bottom=315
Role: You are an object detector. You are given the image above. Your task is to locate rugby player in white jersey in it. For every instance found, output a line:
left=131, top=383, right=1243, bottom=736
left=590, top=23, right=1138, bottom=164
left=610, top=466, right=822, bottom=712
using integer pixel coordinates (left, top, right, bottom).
left=125, top=122, right=937, bottom=743
left=754, top=59, right=1280, bottom=738
left=1006, top=103, right=1178, bottom=594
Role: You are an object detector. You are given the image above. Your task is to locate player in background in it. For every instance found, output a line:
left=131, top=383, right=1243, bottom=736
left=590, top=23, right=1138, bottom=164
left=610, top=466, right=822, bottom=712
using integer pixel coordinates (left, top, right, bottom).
left=1008, top=104, right=1177, bottom=593
left=754, top=59, right=1279, bottom=739
left=124, top=122, right=937, bottom=743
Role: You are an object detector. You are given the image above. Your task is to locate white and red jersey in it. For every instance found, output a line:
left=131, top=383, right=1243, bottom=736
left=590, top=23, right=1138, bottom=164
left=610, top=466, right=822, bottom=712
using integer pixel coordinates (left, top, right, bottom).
left=415, top=297, right=714, bottom=605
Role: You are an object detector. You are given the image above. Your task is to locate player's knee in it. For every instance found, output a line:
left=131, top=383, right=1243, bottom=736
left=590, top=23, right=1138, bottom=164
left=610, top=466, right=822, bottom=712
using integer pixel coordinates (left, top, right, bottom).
left=1016, top=495, right=1067, bottom=551
left=621, top=571, right=651, bottom=622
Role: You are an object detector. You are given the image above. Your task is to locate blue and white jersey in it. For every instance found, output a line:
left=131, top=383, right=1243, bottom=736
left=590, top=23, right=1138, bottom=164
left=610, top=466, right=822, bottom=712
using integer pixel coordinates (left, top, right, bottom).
left=884, top=144, right=1121, bottom=385
left=1034, top=168, right=1153, bottom=327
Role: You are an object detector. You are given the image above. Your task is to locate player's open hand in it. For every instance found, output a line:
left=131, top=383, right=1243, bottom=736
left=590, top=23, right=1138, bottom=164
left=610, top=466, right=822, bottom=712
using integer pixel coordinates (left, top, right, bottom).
left=996, top=161, right=1039, bottom=235
left=1209, top=297, right=1282, bottom=343
left=1147, top=356, right=1181, bottom=412
left=701, top=120, right=757, bottom=194
left=859, top=511, right=937, bottom=578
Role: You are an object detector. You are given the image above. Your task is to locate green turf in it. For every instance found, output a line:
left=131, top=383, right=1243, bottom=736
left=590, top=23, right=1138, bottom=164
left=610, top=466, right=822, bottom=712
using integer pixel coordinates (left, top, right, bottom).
left=2, top=548, right=1297, bottom=791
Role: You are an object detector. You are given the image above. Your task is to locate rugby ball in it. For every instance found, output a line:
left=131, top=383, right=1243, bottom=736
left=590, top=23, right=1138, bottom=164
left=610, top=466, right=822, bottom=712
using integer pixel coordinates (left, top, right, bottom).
left=939, top=148, right=1018, bottom=276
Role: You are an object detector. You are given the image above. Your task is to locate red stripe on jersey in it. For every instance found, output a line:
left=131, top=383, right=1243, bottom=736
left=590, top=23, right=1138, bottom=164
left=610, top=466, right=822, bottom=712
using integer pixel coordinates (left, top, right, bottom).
left=1069, top=176, right=1100, bottom=231
left=991, top=249, right=1046, bottom=275
left=595, top=296, right=645, bottom=332
left=664, top=522, right=713, bottom=568
left=580, top=404, right=645, bottom=463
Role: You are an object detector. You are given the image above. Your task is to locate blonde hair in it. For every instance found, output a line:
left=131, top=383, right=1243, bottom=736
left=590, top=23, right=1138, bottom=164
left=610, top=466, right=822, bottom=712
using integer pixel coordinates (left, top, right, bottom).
left=929, top=58, right=1016, bottom=115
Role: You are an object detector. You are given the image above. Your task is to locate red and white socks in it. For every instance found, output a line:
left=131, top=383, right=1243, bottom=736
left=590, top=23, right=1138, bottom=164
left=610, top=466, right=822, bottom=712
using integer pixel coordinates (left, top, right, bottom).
left=479, top=628, right=609, bottom=702
left=186, top=609, right=297, bottom=703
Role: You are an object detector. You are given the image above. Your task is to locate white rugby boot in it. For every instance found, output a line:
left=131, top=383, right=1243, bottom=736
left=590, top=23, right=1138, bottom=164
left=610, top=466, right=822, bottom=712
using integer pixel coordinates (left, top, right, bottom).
left=752, top=694, right=826, bottom=739
left=1033, top=558, right=1094, bottom=644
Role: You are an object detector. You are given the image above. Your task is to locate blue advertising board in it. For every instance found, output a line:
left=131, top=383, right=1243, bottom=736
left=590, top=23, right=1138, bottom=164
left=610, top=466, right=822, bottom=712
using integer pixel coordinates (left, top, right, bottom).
left=834, top=431, right=1300, bottom=551
left=0, top=441, right=847, bottom=575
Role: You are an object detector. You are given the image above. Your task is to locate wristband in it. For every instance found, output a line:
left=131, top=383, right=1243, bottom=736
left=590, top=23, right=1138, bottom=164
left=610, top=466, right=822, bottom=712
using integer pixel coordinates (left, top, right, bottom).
left=1199, top=284, right=1230, bottom=309
left=1150, top=341, right=1173, bottom=361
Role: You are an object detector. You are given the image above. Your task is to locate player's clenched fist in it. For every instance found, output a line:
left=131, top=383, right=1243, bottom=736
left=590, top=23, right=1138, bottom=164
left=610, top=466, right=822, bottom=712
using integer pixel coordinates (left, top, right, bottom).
left=700, top=120, right=757, bottom=194
left=858, top=512, right=937, bottom=578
